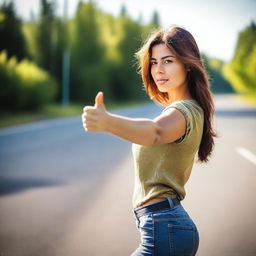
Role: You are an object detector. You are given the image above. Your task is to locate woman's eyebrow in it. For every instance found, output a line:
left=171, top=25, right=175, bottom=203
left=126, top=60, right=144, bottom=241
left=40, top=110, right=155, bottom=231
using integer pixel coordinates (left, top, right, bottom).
left=150, top=55, right=175, bottom=60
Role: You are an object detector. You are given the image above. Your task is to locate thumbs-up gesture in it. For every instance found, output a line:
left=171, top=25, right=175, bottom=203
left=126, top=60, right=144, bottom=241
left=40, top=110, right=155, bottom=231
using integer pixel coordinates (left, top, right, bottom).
left=82, top=92, right=109, bottom=132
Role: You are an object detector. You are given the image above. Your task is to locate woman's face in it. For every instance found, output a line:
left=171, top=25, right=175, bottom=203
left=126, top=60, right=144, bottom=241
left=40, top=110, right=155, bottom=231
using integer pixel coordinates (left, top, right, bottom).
left=150, top=43, right=188, bottom=94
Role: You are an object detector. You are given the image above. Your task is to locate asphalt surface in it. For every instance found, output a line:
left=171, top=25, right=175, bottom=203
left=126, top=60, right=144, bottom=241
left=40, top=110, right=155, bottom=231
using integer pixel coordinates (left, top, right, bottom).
left=0, top=94, right=255, bottom=256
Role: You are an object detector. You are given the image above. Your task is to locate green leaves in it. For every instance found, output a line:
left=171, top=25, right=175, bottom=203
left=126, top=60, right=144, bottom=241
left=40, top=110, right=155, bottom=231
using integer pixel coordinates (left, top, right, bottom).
left=0, top=1, right=160, bottom=110
left=223, top=22, right=256, bottom=97
left=0, top=51, right=57, bottom=110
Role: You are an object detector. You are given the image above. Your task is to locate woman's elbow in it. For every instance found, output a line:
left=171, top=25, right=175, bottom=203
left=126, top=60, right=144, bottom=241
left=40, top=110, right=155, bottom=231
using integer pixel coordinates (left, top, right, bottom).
left=142, top=126, right=162, bottom=146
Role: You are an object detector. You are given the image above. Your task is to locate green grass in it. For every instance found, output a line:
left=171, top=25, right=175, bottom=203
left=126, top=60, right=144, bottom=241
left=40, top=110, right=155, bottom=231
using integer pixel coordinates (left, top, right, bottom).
left=0, top=100, right=149, bottom=128
left=0, top=103, right=83, bottom=128
left=236, top=93, right=256, bottom=105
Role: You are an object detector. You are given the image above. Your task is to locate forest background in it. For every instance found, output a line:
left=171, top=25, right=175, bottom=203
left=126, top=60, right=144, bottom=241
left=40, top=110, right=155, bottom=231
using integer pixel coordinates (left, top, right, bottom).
left=0, top=0, right=255, bottom=126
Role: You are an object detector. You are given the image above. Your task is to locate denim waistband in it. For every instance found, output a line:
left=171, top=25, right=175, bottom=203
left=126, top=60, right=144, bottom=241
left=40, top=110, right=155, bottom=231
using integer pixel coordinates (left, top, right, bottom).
left=134, top=196, right=180, bottom=219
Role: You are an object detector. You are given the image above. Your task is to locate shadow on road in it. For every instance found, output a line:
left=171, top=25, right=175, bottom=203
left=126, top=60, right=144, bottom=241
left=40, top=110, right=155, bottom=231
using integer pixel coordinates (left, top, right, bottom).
left=0, top=177, right=62, bottom=196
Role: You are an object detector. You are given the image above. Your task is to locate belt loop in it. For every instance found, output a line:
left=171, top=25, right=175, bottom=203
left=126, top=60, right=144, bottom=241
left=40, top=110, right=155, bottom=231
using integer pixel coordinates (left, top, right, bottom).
left=134, top=209, right=140, bottom=222
left=133, top=209, right=140, bottom=227
left=167, top=197, right=174, bottom=208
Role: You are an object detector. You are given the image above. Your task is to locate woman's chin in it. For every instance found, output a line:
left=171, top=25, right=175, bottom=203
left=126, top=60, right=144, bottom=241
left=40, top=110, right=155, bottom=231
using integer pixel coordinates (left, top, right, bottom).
left=157, top=87, right=169, bottom=93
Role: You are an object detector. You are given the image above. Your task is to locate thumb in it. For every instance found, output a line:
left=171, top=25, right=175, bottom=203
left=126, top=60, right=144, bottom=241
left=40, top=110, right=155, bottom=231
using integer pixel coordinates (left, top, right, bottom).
left=95, top=91, right=104, bottom=108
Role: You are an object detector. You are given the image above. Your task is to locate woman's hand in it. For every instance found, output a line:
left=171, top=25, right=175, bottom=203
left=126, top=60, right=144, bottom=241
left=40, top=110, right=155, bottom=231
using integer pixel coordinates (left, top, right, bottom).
left=82, top=92, right=109, bottom=132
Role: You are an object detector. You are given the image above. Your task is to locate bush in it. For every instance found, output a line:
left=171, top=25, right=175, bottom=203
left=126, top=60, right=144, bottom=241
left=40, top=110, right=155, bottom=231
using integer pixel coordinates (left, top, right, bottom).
left=0, top=50, right=57, bottom=110
left=223, top=22, right=256, bottom=97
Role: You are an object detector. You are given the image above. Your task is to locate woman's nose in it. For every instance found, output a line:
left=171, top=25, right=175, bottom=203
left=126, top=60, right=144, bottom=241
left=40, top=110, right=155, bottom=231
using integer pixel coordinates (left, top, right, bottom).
left=156, top=63, right=164, bottom=73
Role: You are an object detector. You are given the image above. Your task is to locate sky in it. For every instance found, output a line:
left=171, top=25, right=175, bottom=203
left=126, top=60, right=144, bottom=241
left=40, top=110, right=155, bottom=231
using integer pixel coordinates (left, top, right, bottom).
left=4, top=0, right=256, bottom=62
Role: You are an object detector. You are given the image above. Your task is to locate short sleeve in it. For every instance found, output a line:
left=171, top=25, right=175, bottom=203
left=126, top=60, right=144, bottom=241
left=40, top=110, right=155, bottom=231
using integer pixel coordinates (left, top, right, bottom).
left=163, top=101, right=193, bottom=144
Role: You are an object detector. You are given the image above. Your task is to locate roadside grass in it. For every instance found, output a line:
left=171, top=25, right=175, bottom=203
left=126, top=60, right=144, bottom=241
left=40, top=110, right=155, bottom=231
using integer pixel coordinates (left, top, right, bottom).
left=0, top=100, right=149, bottom=128
left=1, top=92, right=256, bottom=129
left=0, top=104, right=82, bottom=128
left=237, top=93, right=256, bottom=105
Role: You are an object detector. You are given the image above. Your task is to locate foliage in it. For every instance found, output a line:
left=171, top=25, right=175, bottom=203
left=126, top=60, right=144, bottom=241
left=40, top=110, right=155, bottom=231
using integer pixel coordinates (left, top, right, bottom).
left=0, top=1, right=27, bottom=60
left=4, top=0, right=248, bottom=114
left=24, top=0, right=64, bottom=101
left=223, top=22, right=256, bottom=97
left=150, top=10, right=161, bottom=29
left=0, top=51, right=57, bottom=110
left=112, top=16, right=143, bottom=100
left=69, top=1, right=108, bottom=104
left=202, top=55, right=234, bottom=93
left=20, top=0, right=160, bottom=106
left=36, top=0, right=56, bottom=73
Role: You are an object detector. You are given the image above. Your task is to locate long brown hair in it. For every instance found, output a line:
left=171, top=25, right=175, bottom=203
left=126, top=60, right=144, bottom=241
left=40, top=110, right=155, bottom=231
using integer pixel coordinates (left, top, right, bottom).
left=135, top=25, right=217, bottom=162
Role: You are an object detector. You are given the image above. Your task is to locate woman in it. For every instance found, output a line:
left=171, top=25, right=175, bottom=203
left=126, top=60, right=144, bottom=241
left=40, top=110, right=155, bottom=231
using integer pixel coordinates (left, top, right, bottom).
left=82, top=25, right=216, bottom=256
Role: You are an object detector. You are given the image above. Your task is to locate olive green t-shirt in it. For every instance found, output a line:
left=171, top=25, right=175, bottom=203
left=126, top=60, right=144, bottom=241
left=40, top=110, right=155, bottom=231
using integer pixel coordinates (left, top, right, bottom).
left=132, top=99, right=204, bottom=208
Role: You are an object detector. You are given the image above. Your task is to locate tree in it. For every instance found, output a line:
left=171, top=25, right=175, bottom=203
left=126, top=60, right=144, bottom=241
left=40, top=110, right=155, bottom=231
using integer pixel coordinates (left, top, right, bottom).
left=150, top=10, right=161, bottom=28
left=120, top=4, right=128, bottom=17
left=0, top=1, right=27, bottom=60
left=36, top=0, right=56, bottom=73
left=202, top=54, right=234, bottom=94
left=0, top=50, right=57, bottom=110
left=223, top=22, right=256, bottom=96
left=33, top=0, right=66, bottom=102
left=113, top=16, right=144, bottom=100
left=70, top=1, right=107, bottom=103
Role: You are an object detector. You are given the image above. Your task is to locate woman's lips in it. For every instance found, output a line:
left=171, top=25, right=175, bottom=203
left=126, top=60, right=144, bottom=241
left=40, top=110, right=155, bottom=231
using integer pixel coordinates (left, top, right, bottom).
left=156, top=79, right=168, bottom=85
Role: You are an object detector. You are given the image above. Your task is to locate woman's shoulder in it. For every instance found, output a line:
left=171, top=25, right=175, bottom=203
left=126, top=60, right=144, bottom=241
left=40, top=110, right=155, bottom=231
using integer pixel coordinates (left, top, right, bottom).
left=162, top=99, right=203, bottom=145
left=164, top=99, right=203, bottom=116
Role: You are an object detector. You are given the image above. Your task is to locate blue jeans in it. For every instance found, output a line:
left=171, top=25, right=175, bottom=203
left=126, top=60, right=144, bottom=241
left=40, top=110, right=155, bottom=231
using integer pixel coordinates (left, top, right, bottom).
left=131, top=199, right=199, bottom=256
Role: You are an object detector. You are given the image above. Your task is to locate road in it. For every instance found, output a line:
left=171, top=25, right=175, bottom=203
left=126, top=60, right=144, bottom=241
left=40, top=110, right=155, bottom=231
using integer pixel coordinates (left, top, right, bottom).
left=0, top=94, right=255, bottom=256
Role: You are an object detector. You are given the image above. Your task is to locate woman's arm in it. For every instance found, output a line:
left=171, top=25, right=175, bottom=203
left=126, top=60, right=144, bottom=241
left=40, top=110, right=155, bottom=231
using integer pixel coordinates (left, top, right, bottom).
left=82, top=92, right=186, bottom=146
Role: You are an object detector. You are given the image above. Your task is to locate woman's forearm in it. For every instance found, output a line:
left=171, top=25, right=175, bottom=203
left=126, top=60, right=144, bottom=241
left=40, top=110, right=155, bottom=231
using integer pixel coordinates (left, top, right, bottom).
left=105, top=113, right=160, bottom=146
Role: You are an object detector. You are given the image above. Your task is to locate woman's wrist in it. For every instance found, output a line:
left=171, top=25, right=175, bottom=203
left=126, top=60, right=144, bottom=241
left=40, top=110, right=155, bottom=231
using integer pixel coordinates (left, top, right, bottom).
left=104, top=112, right=116, bottom=133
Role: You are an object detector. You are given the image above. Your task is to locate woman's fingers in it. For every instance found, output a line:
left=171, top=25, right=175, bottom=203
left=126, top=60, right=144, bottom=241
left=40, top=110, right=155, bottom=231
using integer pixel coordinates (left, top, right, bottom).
left=82, top=112, right=96, bottom=121
left=82, top=111, right=102, bottom=132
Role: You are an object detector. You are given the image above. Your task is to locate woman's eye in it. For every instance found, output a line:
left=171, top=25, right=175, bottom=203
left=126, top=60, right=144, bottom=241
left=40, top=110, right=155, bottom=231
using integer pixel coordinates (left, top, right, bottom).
left=151, top=61, right=157, bottom=65
left=164, top=59, right=173, bottom=63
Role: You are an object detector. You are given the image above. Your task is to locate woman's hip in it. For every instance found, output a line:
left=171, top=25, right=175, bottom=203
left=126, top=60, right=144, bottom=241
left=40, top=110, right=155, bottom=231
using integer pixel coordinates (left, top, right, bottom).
left=132, top=198, right=199, bottom=256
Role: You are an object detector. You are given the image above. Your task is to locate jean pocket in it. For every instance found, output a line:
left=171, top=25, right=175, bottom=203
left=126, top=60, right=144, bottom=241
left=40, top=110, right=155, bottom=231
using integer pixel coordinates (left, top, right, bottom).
left=168, top=224, right=199, bottom=256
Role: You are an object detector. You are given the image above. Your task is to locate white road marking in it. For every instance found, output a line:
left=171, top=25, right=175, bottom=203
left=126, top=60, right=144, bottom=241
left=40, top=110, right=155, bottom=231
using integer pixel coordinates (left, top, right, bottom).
left=236, top=147, right=256, bottom=166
